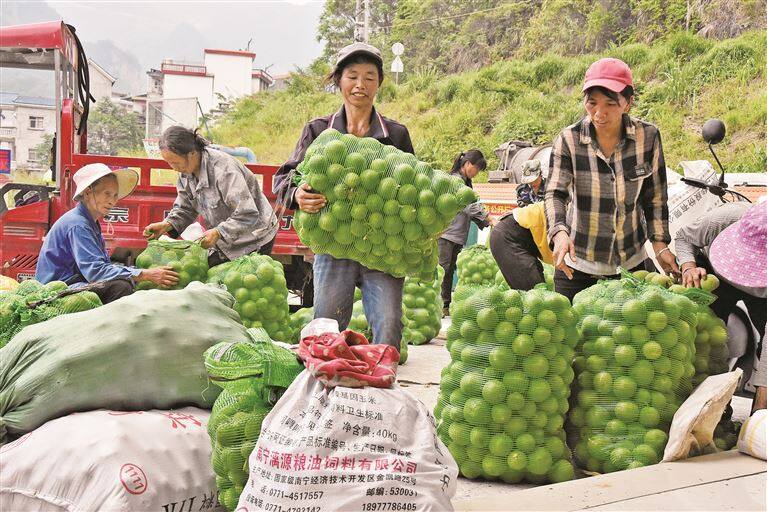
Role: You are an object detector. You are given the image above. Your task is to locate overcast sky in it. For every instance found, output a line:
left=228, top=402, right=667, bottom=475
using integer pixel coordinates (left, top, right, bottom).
left=7, top=0, right=327, bottom=74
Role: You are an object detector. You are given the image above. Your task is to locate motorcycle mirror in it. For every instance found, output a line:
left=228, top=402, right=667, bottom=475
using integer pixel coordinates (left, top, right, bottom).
left=702, top=119, right=726, bottom=145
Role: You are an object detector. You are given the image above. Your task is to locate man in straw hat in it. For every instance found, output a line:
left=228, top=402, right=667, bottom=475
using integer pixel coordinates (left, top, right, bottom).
left=675, top=200, right=767, bottom=413
left=36, top=163, right=179, bottom=303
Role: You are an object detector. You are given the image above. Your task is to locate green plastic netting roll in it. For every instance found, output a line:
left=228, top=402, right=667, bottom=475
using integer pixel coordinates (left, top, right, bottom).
left=292, top=129, right=477, bottom=280
left=205, top=328, right=304, bottom=511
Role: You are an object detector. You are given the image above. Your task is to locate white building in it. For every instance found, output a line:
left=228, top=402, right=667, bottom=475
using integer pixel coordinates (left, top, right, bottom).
left=146, top=48, right=274, bottom=136
left=88, top=59, right=117, bottom=102
left=0, top=93, right=56, bottom=172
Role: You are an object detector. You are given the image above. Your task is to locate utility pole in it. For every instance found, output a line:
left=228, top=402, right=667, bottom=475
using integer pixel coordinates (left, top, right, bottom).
left=363, top=0, right=370, bottom=43
left=354, top=0, right=364, bottom=42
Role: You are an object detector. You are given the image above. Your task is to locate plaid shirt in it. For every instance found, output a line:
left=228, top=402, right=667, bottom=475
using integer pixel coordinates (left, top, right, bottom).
left=545, top=115, right=670, bottom=267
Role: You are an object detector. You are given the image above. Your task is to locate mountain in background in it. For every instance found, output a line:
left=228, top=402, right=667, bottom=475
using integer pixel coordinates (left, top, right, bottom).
left=83, top=40, right=144, bottom=94
left=1, top=2, right=211, bottom=96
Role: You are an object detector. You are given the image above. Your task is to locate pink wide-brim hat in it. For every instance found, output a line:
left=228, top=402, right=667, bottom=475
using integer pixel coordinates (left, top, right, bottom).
left=708, top=202, right=767, bottom=290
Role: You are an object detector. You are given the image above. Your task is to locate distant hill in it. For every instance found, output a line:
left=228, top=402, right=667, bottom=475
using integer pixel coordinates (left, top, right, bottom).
left=211, top=31, right=767, bottom=176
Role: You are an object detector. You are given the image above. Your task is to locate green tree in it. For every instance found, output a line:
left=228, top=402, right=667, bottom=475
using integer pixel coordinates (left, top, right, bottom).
left=87, top=99, right=143, bottom=156
left=316, top=0, right=399, bottom=60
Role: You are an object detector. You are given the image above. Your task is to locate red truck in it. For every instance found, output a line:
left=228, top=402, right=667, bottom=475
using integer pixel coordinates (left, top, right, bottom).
left=0, top=21, right=313, bottom=305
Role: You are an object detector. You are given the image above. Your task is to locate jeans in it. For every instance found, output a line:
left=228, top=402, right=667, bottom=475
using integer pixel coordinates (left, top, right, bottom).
left=489, top=214, right=544, bottom=291
left=313, top=254, right=404, bottom=350
left=438, top=238, right=462, bottom=308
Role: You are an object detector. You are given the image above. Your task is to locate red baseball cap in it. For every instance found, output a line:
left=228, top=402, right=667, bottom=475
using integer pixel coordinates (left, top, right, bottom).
left=582, top=58, right=634, bottom=93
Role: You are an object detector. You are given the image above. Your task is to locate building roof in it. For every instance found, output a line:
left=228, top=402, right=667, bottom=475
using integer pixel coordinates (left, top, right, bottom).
left=204, top=48, right=255, bottom=59
left=251, top=69, right=274, bottom=85
left=0, top=92, right=55, bottom=107
left=87, top=58, right=116, bottom=84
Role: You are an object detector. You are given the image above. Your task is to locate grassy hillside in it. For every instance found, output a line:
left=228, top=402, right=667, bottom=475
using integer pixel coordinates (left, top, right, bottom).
left=212, top=31, right=767, bottom=178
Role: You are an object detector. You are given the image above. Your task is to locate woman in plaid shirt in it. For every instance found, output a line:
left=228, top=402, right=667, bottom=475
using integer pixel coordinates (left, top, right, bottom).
left=545, top=58, right=680, bottom=301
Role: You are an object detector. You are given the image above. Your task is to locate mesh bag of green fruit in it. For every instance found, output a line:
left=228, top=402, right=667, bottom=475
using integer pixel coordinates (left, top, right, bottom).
left=661, top=281, right=729, bottom=387
left=631, top=271, right=728, bottom=386
left=204, top=328, right=304, bottom=511
left=292, top=128, right=477, bottom=280
left=207, top=254, right=292, bottom=342
left=689, top=305, right=729, bottom=386
left=456, top=245, right=499, bottom=290
left=435, top=285, right=579, bottom=484
left=288, top=307, right=314, bottom=343
left=0, top=281, right=101, bottom=349
left=135, top=239, right=209, bottom=290
left=567, top=273, right=710, bottom=474
left=402, top=266, right=443, bottom=347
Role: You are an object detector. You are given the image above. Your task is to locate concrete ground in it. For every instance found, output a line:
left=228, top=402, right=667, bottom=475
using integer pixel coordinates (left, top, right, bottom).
left=396, top=317, right=757, bottom=506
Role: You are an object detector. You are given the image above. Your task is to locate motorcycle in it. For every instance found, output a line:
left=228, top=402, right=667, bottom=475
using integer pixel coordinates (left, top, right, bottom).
left=684, top=119, right=760, bottom=398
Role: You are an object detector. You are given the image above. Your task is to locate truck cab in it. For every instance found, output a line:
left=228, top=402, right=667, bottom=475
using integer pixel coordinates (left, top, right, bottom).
left=0, top=21, right=313, bottom=304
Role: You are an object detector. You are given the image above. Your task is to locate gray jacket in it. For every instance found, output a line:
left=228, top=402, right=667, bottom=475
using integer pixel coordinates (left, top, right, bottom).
left=673, top=201, right=751, bottom=266
left=165, top=148, right=278, bottom=260
left=440, top=170, right=490, bottom=246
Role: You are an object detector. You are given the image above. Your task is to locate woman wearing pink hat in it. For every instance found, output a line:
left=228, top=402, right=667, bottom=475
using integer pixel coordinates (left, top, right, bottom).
left=675, top=200, right=767, bottom=413
left=544, top=57, right=679, bottom=301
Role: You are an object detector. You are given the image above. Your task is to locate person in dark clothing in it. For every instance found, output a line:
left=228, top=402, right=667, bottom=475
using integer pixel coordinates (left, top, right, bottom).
left=273, top=42, right=414, bottom=350
left=438, top=150, right=494, bottom=314
left=515, top=159, right=546, bottom=207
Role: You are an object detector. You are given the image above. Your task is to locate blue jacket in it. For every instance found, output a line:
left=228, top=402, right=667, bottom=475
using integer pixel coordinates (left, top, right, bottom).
left=35, top=202, right=140, bottom=285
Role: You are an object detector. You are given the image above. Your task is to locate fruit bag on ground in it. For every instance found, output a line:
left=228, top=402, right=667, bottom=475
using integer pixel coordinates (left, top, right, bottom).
left=635, top=271, right=729, bottom=387
left=0, top=280, right=101, bottom=349
left=235, top=369, right=458, bottom=511
left=0, top=282, right=249, bottom=444
left=207, top=254, right=291, bottom=342
left=402, top=266, right=443, bottom=346
left=292, top=128, right=477, bottom=280
left=0, top=408, right=225, bottom=512
left=567, top=274, right=706, bottom=473
left=289, top=307, right=315, bottom=343
left=436, top=286, right=579, bottom=483
left=136, top=239, right=209, bottom=290
left=205, top=328, right=304, bottom=511
left=456, top=245, right=499, bottom=291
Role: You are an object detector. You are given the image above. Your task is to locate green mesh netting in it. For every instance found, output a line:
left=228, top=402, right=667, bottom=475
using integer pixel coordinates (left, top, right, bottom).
left=630, top=270, right=728, bottom=387
left=135, top=239, right=209, bottom=290
left=292, top=129, right=477, bottom=280
left=205, top=328, right=304, bottom=511
left=402, top=267, right=443, bottom=346
left=436, top=284, right=579, bottom=484
left=456, top=246, right=499, bottom=290
left=0, top=281, right=102, bottom=349
left=207, top=254, right=292, bottom=342
left=288, top=307, right=314, bottom=343
left=567, top=273, right=703, bottom=474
